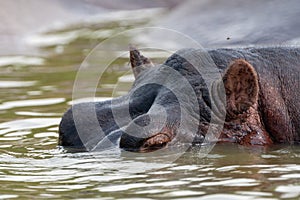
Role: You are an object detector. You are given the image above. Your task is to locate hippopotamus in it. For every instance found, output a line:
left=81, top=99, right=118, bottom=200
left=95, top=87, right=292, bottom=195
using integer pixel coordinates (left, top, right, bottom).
left=58, top=46, right=300, bottom=152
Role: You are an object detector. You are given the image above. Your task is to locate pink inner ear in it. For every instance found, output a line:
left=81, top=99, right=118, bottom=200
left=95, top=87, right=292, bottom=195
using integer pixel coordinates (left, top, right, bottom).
left=223, top=59, right=259, bottom=119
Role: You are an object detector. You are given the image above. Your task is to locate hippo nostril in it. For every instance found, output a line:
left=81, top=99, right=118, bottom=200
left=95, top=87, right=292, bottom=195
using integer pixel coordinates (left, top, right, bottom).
left=129, top=84, right=160, bottom=119
left=133, top=115, right=151, bottom=127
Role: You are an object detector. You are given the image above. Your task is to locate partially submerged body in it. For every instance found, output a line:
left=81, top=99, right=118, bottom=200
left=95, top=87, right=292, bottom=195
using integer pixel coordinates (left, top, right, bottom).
left=59, top=47, right=300, bottom=152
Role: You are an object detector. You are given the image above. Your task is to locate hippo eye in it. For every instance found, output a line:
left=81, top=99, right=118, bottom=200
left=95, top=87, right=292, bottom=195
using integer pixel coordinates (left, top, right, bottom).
left=141, top=140, right=168, bottom=152
left=139, top=132, right=172, bottom=152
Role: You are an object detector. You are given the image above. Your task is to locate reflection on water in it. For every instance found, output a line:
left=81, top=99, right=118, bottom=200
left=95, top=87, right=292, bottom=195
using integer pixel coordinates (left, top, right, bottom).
left=0, top=5, right=299, bottom=200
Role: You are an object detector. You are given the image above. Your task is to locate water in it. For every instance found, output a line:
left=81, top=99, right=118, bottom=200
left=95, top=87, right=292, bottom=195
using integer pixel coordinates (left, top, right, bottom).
left=0, top=6, right=300, bottom=200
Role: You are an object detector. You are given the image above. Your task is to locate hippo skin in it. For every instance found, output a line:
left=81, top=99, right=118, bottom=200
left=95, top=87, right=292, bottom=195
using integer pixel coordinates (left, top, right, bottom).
left=58, top=47, right=300, bottom=152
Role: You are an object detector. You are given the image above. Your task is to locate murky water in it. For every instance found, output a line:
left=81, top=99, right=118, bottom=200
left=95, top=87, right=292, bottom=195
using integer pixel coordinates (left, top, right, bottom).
left=0, top=7, right=299, bottom=200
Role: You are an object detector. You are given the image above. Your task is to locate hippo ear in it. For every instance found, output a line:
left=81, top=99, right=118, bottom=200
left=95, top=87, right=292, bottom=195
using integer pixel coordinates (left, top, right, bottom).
left=129, top=45, right=154, bottom=78
left=223, top=59, right=259, bottom=119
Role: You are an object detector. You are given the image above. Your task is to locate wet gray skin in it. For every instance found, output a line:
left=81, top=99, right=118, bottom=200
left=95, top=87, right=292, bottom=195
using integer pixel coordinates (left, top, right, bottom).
left=59, top=47, right=300, bottom=152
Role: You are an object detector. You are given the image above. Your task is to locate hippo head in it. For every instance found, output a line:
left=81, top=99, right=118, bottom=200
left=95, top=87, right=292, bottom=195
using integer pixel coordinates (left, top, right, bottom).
left=59, top=47, right=272, bottom=152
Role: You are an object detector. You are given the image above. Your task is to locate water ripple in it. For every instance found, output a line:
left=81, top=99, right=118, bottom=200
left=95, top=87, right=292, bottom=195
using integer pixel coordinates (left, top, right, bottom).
left=0, top=81, right=37, bottom=88
left=0, top=98, right=65, bottom=110
left=0, top=56, right=44, bottom=67
left=0, top=118, right=60, bottom=135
